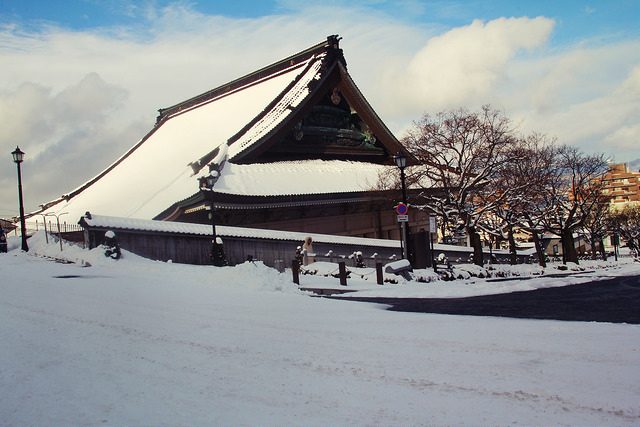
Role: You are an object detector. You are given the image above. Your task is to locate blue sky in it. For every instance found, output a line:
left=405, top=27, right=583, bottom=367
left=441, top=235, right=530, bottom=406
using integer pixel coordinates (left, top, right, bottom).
left=0, top=0, right=639, bottom=214
left=2, top=0, right=636, bottom=44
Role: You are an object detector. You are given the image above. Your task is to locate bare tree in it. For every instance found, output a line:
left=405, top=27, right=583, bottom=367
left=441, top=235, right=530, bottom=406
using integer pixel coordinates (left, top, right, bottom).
left=608, top=203, right=640, bottom=257
left=485, top=133, right=557, bottom=266
left=535, top=145, right=609, bottom=264
left=402, top=106, right=518, bottom=266
left=582, top=192, right=612, bottom=260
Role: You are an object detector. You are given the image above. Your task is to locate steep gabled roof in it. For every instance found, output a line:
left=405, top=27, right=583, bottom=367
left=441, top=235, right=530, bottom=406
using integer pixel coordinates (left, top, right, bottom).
left=36, top=36, right=405, bottom=222
left=224, top=37, right=404, bottom=163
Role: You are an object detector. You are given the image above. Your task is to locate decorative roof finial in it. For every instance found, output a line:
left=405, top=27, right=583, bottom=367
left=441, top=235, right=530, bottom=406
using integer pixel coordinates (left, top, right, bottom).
left=327, top=34, right=342, bottom=50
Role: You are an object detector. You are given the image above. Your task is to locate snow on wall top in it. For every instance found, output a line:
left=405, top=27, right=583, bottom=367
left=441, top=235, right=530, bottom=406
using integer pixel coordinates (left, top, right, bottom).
left=81, top=214, right=401, bottom=248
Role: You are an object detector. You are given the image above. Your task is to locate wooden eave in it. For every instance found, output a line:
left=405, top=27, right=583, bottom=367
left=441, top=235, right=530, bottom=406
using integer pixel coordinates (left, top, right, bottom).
left=154, top=189, right=384, bottom=221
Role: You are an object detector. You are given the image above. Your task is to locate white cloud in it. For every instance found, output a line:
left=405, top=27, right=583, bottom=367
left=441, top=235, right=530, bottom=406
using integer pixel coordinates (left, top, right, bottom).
left=0, top=73, right=128, bottom=157
left=509, top=46, right=640, bottom=161
left=376, top=17, right=555, bottom=116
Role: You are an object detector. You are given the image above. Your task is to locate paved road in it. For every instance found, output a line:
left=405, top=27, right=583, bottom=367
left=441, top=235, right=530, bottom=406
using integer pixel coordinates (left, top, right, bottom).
left=331, top=274, right=640, bottom=324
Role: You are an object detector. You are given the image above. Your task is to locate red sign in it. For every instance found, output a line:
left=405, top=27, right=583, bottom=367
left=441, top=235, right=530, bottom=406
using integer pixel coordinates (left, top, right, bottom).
left=396, top=203, right=408, bottom=215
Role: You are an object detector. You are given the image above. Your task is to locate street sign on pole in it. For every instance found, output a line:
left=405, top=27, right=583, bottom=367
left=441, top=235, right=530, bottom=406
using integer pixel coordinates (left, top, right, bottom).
left=429, top=216, right=436, bottom=233
left=397, top=214, right=409, bottom=222
left=396, top=203, right=408, bottom=215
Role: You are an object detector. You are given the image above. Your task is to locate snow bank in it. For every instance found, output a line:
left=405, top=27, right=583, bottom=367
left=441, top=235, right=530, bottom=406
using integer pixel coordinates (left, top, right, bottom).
left=8, top=232, right=302, bottom=295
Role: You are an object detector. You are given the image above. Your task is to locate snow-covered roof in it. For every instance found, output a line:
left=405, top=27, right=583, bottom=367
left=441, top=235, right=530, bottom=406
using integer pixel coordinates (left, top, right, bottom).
left=214, top=160, right=389, bottom=196
left=37, top=47, right=327, bottom=221
left=81, top=214, right=401, bottom=248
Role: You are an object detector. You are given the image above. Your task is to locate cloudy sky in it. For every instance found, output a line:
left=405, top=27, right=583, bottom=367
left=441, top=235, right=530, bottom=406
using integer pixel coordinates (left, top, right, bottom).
left=1, top=0, right=638, bottom=216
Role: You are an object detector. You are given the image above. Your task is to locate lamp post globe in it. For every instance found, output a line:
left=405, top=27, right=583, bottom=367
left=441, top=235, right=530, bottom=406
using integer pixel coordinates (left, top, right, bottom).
left=11, top=146, right=24, bottom=163
left=11, top=146, right=28, bottom=252
left=393, top=151, right=407, bottom=170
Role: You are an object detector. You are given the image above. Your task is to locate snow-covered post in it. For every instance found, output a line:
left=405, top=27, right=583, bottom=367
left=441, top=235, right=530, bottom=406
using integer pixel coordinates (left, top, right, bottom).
left=102, top=230, right=121, bottom=260
left=294, top=246, right=303, bottom=266
left=325, top=250, right=334, bottom=263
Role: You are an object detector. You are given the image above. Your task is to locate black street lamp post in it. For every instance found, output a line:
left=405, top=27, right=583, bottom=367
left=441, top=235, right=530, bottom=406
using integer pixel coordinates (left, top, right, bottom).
left=11, top=146, right=28, bottom=252
left=199, top=172, right=225, bottom=266
left=394, top=152, right=409, bottom=260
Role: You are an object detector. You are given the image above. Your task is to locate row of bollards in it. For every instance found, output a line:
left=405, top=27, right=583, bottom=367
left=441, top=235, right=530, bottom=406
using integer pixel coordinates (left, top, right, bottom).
left=291, top=260, right=384, bottom=286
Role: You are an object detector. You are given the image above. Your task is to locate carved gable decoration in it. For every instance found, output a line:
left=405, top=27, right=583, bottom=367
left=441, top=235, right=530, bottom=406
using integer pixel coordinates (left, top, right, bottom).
left=269, top=88, right=384, bottom=160
left=224, top=35, right=403, bottom=164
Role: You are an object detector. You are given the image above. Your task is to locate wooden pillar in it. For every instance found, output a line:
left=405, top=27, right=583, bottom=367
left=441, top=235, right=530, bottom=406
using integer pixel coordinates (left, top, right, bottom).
left=338, top=261, right=347, bottom=286
left=291, top=259, right=300, bottom=285
left=376, top=262, right=383, bottom=285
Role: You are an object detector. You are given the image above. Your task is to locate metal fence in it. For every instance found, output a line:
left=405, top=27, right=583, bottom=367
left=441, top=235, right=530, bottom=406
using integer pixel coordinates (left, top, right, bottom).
left=9, top=220, right=84, bottom=238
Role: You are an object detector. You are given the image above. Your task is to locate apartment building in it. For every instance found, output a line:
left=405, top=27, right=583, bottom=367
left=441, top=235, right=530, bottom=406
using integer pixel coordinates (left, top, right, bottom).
left=601, top=163, right=640, bottom=204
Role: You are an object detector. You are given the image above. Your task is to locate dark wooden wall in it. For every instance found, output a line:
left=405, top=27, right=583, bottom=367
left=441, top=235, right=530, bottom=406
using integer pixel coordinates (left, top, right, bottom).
left=84, top=227, right=402, bottom=267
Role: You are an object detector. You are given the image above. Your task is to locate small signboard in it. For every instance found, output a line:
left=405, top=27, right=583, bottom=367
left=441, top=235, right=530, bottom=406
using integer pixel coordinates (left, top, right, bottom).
left=429, top=216, right=436, bottom=232
left=397, top=214, right=409, bottom=222
left=396, top=203, right=408, bottom=215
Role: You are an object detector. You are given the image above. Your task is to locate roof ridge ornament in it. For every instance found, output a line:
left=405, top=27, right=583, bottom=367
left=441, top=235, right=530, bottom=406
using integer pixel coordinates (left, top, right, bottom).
left=188, top=143, right=228, bottom=176
left=327, top=34, right=341, bottom=50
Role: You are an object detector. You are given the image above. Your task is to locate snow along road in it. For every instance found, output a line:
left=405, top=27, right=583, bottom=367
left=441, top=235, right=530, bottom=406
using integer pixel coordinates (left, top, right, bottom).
left=1, top=242, right=639, bottom=425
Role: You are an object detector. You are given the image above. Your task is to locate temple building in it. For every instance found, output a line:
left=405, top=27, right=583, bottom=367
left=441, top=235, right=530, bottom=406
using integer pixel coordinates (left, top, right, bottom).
left=37, top=35, right=431, bottom=241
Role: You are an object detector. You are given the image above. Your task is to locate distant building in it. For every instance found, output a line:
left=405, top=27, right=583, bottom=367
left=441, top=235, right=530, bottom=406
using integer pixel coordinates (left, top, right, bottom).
left=601, top=163, right=640, bottom=205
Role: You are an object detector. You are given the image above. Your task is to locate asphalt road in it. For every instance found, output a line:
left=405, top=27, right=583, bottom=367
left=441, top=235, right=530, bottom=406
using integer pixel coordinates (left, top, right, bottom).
left=331, top=274, right=640, bottom=324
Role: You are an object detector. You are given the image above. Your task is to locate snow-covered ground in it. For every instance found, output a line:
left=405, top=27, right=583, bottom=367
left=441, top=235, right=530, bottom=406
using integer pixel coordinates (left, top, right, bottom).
left=1, top=232, right=639, bottom=426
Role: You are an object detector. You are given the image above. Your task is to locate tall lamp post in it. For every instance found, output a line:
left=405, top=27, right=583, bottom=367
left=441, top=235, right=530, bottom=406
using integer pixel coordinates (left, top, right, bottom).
left=199, top=171, right=225, bottom=266
left=11, top=146, right=28, bottom=252
left=394, top=152, right=409, bottom=260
